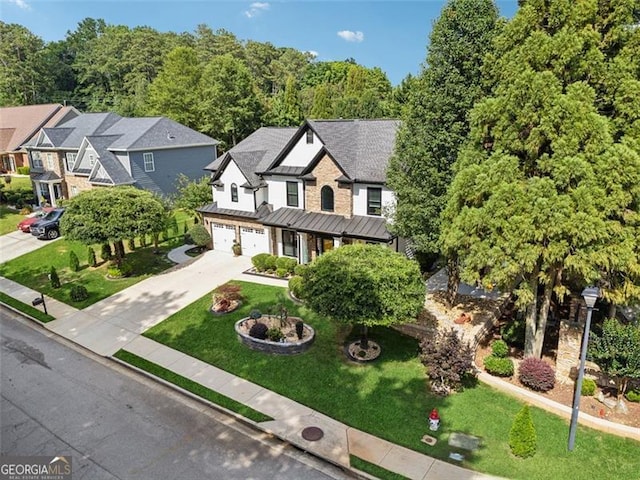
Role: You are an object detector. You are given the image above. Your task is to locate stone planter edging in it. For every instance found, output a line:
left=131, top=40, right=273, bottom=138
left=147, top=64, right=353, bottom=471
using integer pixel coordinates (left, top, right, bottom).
left=235, top=317, right=315, bottom=355
left=477, top=367, right=640, bottom=442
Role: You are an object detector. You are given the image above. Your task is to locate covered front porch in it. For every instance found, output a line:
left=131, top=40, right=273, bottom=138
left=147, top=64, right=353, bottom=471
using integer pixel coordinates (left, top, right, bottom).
left=32, top=171, right=64, bottom=207
left=260, top=208, right=397, bottom=264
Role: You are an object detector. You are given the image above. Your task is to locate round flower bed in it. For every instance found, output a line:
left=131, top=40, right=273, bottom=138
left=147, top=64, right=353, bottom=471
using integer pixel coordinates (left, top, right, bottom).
left=210, top=299, right=241, bottom=315
left=235, top=316, right=315, bottom=355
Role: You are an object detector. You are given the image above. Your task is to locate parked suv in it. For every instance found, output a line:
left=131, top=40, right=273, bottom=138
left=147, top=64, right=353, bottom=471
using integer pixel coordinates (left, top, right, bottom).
left=30, top=208, right=65, bottom=240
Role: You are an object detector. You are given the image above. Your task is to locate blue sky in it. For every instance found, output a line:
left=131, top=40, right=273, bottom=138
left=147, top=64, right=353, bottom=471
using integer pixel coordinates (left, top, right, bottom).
left=1, top=0, right=518, bottom=85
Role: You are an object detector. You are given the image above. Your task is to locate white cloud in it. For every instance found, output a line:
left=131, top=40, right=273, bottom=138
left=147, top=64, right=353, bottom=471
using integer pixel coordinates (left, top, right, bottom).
left=244, top=2, right=269, bottom=18
left=6, top=0, right=31, bottom=10
left=337, top=30, right=364, bottom=43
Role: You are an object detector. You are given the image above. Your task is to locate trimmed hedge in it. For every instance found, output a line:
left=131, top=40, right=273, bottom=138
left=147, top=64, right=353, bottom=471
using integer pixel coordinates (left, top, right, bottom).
left=484, top=355, right=514, bottom=377
left=509, top=405, right=537, bottom=458
left=581, top=378, right=597, bottom=396
left=491, top=339, right=509, bottom=358
left=288, top=275, right=304, bottom=300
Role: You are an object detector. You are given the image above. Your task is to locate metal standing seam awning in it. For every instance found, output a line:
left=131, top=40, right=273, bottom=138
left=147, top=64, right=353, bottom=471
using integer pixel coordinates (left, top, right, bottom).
left=260, top=208, right=394, bottom=242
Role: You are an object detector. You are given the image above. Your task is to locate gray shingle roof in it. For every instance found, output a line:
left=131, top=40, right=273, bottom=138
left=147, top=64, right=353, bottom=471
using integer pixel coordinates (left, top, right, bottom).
left=261, top=207, right=393, bottom=241
left=103, top=117, right=218, bottom=150
left=40, top=113, right=122, bottom=148
left=306, top=119, right=400, bottom=183
left=84, top=135, right=135, bottom=186
left=208, top=127, right=297, bottom=185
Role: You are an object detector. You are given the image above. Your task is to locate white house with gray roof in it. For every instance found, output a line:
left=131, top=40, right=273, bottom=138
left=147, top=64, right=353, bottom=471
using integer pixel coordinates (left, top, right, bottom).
left=199, top=119, right=402, bottom=261
left=25, top=113, right=219, bottom=205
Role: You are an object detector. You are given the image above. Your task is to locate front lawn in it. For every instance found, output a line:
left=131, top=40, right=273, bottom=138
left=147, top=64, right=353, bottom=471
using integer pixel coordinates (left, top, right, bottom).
left=0, top=239, right=178, bottom=308
left=142, top=281, right=640, bottom=480
left=0, top=205, right=23, bottom=235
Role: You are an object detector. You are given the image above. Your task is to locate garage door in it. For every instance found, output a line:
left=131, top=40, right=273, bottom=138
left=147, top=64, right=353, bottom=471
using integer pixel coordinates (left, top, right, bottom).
left=212, top=223, right=236, bottom=253
left=240, top=227, right=269, bottom=257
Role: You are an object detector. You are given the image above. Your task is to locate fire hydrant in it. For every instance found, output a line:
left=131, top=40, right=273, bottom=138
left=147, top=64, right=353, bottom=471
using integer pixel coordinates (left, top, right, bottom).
left=428, top=408, right=440, bottom=431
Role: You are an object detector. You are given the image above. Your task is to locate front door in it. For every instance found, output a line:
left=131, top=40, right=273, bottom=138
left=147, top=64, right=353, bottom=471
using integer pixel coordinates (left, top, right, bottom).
left=316, top=237, right=334, bottom=256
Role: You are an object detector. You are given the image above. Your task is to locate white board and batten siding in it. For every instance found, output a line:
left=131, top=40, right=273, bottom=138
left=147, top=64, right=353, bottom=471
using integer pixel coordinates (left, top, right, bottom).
left=267, top=177, right=303, bottom=211
left=240, top=226, right=270, bottom=257
left=279, top=131, right=323, bottom=167
left=211, top=223, right=236, bottom=253
left=215, top=160, right=255, bottom=212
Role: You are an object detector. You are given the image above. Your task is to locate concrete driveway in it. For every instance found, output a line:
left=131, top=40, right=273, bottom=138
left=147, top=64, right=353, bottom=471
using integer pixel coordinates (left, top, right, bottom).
left=0, top=230, right=55, bottom=263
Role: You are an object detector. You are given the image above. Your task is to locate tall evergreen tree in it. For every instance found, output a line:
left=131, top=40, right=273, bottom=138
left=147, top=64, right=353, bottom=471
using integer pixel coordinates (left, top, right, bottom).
left=386, top=0, right=499, bottom=302
left=441, top=0, right=640, bottom=358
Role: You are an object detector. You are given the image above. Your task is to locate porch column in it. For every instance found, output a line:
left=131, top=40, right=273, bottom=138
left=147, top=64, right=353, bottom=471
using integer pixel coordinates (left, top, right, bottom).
left=299, top=233, right=309, bottom=264
left=333, top=237, right=341, bottom=249
left=47, top=183, right=57, bottom=207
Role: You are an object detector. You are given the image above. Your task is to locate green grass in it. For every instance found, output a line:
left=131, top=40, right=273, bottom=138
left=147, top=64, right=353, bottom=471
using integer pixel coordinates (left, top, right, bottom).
left=114, top=350, right=272, bottom=423
left=144, top=281, right=640, bottom=480
left=0, top=238, right=180, bottom=308
left=0, top=291, right=55, bottom=322
left=0, top=205, right=23, bottom=235
left=2, top=176, right=32, bottom=191
left=350, top=456, right=409, bottom=480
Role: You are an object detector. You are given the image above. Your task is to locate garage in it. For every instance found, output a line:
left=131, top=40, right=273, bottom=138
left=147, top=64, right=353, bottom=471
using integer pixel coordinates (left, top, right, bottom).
left=240, top=226, right=269, bottom=257
left=212, top=223, right=236, bottom=253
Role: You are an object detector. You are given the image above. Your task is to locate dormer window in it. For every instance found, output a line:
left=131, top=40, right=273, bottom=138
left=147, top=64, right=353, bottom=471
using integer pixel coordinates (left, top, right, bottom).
left=306, top=130, right=314, bottom=144
left=231, top=183, right=238, bottom=202
left=321, top=186, right=334, bottom=212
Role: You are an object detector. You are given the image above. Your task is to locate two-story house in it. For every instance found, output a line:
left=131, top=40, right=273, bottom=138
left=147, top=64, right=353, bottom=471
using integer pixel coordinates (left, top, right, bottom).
left=0, top=103, right=78, bottom=173
left=199, top=119, right=401, bottom=262
left=25, top=113, right=219, bottom=206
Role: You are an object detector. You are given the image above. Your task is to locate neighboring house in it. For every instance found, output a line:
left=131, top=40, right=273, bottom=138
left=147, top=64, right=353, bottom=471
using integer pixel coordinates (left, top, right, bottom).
left=0, top=104, right=79, bottom=173
left=199, top=119, right=403, bottom=262
left=24, top=113, right=219, bottom=206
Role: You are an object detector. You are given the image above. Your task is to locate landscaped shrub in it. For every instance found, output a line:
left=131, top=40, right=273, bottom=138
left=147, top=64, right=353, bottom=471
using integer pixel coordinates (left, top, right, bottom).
left=625, top=388, right=640, bottom=402
left=519, top=357, right=555, bottom=392
left=17, top=166, right=30, bottom=175
left=294, top=264, right=308, bottom=277
left=212, top=283, right=242, bottom=304
left=70, top=285, right=89, bottom=302
left=266, top=327, right=284, bottom=342
left=107, top=262, right=132, bottom=278
left=501, top=317, right=526, bottom=348
left=509, top=405, right=537, bottom=458
left=420, top=328, right=475, bottom=395
left=69, top=251, right=80, bottom=272
left=288, top=275, right=305, bottom=300
left=87, top=247, right=97, bottom=267
left=295, top=320, right=304, bottom=340
left=100, top=243, right=112, bottom=262
left=263, top=254, right=277, bottom=271
left=20, top=206, right=32, bottom=215
left=581, top=378, right=597, bottom=396
left=250, top=309, right=262, bottom=320
left=492, top=339, right=509, bottom=358
left=249, top=322, right=268, bottom=340
left=189, top=224, right=211, bottom=248
left=484, top=355, right=515, bottom=377
left=276, top=267, right=288, bottom=278
left=49, top=266, right=60, bottom=288
left=251, top=253, right=272, bottom=272
left=276, top=256, right=297, bottom=274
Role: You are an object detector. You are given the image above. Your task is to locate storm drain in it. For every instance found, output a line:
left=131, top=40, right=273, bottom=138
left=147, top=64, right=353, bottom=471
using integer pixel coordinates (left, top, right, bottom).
left=301, top=426, right=324, bottom=441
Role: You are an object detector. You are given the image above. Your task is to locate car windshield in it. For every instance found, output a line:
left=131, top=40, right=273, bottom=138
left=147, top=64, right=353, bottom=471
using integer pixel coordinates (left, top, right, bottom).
left=42, top=210, right=59, bottom=220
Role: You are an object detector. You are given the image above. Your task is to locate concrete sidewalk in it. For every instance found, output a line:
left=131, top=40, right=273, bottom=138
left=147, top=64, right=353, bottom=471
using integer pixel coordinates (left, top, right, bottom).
left=0, top=248, right=497, bottom=480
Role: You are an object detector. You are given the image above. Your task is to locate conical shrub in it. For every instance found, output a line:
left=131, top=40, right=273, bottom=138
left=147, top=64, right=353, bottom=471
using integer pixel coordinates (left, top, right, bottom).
left=509, top=405, right=537, bottom=458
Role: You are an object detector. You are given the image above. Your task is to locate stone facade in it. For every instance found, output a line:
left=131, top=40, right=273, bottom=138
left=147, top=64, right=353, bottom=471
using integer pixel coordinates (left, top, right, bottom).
left=556, top=295, right=589, bottom=383
left=304, top=154, right=352, bottom=217
left=65, top=175, right=94, bottom=198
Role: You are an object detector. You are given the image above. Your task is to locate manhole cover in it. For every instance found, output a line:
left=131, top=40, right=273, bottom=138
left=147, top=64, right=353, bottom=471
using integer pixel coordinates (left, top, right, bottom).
left=301, top=426, right=324, bottom=441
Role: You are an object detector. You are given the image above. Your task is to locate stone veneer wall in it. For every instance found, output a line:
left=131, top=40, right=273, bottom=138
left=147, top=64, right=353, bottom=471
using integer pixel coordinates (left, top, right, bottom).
left=304, top=154, right=352, bottom=217
left=65, top=175, right=94, bottom=196
left=556, top=295, right=588, bottom=383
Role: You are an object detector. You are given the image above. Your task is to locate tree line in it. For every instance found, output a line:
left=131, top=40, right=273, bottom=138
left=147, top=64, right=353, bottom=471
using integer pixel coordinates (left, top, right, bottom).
left=0, top=19, right=403, bottom=148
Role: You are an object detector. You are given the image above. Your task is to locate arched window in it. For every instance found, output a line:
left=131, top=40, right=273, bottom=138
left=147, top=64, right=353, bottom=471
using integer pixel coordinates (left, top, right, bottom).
left=231, top=183, right=238, bottom=202
left=321, top=186, right=334, bottom=212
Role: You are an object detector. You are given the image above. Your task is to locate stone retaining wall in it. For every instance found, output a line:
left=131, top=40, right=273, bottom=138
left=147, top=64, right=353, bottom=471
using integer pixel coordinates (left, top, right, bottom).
left=235, top=317, right=315, bottom=355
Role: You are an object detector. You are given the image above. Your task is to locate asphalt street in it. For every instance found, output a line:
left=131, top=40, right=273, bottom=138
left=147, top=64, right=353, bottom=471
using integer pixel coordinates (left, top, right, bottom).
left=0, top=308, right=349, bottom=480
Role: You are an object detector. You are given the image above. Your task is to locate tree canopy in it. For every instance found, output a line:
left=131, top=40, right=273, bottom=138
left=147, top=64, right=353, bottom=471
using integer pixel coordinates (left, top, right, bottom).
left=301, top=244, right=424, bottom=328
left=60, top=187, right=168, bottom=263
left=173, top=174, right=212, bottom=216
left=440, top=0, right=640, bottom=358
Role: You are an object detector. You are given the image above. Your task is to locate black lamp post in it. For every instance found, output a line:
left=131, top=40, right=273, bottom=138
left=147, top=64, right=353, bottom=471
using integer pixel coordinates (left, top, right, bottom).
left=568, top=286, right=599, bottom=451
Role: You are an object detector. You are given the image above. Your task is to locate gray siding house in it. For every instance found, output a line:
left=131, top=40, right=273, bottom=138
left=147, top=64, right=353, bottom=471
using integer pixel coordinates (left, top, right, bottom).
left=25, top=113, right=219, bottom=205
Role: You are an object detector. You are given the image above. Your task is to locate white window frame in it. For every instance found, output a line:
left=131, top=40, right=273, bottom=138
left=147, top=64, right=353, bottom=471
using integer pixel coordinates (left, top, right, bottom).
left=143, top=152, right=155, bottom=172
left=46, top=153, right=55, bottom=170
left=31, top=152, right=43, bottom=169
left=65, top=152, right=77, bottom=171
left=89, top=153, right=96, bottom=167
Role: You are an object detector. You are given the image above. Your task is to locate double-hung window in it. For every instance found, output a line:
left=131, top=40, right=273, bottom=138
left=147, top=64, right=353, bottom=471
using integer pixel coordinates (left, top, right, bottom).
left=231, top=183, right=238, bottom=202
left=286, top=181, right=299, bottom=207
left=31, top=152, right=43, bottom=169
left=367, top=187, right=382, bottom=216
left=143, top=152, right=155, bottom=172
